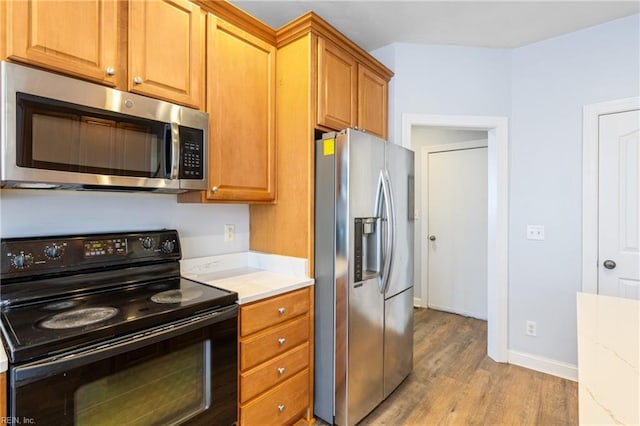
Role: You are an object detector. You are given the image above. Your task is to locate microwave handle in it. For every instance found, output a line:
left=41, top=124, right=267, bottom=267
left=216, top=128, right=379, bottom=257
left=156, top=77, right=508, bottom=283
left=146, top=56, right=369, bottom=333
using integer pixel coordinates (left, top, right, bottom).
left=169, top=123, right=180, bottom=179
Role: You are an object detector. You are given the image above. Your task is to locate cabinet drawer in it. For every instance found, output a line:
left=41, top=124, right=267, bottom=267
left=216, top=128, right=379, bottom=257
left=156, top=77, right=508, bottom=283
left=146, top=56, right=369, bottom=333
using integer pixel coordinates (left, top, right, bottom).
left=240, top=288, right=309, bottom=336
left=240, top=314, right=309, bottom=370
left=240, top=342, right=309, bottom=403
left=240, top=368, right=310, bottom=426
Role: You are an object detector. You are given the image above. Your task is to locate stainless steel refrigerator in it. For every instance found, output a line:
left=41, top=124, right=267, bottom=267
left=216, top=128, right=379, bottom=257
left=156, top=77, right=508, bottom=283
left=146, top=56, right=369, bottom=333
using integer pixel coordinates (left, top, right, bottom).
left=314, top=128, right=415, bottom=426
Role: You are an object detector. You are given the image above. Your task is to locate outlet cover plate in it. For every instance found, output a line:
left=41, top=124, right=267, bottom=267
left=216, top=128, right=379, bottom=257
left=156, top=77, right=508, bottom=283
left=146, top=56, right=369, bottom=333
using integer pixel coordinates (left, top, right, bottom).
left=526, top=225, right=545, bottom=240
left=224, top=224, right=235, bottom=242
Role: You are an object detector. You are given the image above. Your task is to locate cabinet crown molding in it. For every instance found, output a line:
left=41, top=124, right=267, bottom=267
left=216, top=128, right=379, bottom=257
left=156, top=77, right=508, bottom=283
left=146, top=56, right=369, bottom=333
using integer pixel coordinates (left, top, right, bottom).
left=276, top=11, right=394, bottom=81
left=194, top=0, right=276, bottom=44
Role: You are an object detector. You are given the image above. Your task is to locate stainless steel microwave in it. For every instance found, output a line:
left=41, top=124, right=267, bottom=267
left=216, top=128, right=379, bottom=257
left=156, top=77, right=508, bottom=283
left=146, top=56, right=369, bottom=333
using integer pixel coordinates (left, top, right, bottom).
left=0, top=61, right=208, bottom=193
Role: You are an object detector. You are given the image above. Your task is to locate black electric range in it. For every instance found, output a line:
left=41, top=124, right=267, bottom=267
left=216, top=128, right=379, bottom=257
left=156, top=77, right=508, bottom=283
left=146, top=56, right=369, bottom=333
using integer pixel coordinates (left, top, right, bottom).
left=0, top=229, right=238, bottom=364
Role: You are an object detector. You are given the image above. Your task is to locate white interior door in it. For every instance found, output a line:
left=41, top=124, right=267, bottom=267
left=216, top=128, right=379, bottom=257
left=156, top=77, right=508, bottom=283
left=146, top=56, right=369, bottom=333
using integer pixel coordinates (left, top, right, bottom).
left=598, top=109, right=640, bottom=299
left=427, top=147, right=488, bottom=319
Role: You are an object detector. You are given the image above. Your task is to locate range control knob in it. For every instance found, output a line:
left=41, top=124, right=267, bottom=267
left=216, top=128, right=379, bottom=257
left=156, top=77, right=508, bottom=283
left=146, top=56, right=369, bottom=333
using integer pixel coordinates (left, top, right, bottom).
left=11, top=252, right=34, bottom=269
left=161, top=240, right=176, bottom=254
left=141, top=237, right=154, bottom=250
left=44, top=244, right=64, bottom=260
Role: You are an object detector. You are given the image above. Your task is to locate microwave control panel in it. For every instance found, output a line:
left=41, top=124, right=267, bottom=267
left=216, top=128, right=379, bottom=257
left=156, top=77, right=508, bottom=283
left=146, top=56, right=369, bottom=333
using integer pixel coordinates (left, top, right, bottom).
left=179, top=127, right=204, bottom=180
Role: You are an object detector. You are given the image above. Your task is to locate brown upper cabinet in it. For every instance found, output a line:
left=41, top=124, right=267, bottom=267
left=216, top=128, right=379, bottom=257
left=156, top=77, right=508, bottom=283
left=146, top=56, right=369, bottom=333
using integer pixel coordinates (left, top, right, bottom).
left=5, top=0, right=204, bottom=109
left=357, top=64, right=388, bottom=139
left=317, top=37, right=357, bottom=132
left=204, top=15, right=276, bottom=202
left=129, top=0, right=205, bottom=108
left=5, top=0, right=119, bottom=86
left=178, top=13, right=276, bottom=203
left=316, top=36, right=389, bottom=139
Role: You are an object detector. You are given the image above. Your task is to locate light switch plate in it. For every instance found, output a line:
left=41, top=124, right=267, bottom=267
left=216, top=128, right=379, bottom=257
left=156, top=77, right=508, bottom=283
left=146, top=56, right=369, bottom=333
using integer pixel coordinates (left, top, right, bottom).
left=526, top=225, right=545, bottom=240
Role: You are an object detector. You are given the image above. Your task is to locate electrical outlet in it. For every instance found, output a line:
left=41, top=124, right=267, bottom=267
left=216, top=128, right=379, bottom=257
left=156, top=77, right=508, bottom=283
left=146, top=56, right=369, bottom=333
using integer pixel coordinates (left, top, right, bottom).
left=526, top=320, right=537, bottom=337
left=224, top=224, right=235, bottom=242
left=526, top=225, right=545, bottom=240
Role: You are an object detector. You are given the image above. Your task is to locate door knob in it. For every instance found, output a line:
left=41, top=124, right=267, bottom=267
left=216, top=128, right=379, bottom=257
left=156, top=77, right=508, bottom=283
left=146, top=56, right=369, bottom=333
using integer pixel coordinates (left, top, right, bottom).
left=603, top=259, right=616, bottom=270
left=429, top=235, right=436, bottom=241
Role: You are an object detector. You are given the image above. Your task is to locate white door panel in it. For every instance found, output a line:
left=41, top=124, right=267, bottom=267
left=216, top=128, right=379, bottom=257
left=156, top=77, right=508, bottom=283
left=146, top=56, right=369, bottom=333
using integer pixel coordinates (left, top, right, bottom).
left=598, top=110, right=640, bottom=299
left=427, top=147, right=488, bottom=319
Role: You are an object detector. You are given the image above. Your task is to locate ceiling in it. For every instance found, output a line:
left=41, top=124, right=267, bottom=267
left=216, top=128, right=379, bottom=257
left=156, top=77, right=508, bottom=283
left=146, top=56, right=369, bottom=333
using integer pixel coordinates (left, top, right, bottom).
left=228, top=1, right=640, bottom=51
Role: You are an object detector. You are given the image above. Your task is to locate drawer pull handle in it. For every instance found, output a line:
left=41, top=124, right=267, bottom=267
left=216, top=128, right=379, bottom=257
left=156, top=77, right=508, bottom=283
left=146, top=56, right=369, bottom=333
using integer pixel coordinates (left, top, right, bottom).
left=278, top=404, right=286, bottom=413
left=277, top=367, right=285, bottom=375
left=278, top=307, right=286, bottom=315
left=278, top=337, right=286, bottom=346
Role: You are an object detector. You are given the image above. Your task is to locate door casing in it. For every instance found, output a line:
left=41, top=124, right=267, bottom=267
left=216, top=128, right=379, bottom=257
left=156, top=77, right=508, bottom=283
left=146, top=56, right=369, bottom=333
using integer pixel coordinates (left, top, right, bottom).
left=402, top=113, right=509, bottom=363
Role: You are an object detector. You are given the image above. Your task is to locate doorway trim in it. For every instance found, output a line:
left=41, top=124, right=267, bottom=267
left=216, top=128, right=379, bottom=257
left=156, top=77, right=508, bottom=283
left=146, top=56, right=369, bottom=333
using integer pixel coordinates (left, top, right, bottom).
left=582, top=96, right=640, bottom=294
left=402, top=113, right=509, bottom=362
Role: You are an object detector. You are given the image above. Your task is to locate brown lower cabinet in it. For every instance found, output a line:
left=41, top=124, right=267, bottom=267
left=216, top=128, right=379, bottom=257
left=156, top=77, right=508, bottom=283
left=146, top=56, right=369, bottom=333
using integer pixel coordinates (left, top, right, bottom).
left=238, top=287, right=314, bottom=425
left=0, top=372, right=5, bottom=418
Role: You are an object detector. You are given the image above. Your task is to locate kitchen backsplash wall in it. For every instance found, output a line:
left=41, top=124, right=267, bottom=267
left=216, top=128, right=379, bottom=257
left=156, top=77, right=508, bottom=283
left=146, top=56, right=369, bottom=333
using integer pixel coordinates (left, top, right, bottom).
left=0, top=190, right=249, bottom=258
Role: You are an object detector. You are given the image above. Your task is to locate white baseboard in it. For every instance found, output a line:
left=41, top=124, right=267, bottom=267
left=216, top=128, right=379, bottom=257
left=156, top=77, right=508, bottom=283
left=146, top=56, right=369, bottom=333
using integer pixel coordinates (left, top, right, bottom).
left=414, top=297, right=424, bottom=307
left=508, top=350, right=578, bottom=382
left=427, top=303, right=487, bottom=321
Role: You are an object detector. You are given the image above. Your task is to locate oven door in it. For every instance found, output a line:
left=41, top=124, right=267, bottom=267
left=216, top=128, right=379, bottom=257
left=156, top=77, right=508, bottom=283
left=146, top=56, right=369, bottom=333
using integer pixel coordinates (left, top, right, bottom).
left=8, top=305, right=237, bottom=426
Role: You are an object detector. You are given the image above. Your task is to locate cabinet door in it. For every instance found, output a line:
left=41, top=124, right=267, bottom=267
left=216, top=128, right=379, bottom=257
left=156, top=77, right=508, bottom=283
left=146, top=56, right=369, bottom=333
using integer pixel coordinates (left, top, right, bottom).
left=6, top=0, right=118, bottom=86
left=317, top=37, right=357, bottom=131
left=358, top=64, right=388, bottom=139
left=129, top=0, right=204, bottom=109
left=206, top=15, right=276, bottom=202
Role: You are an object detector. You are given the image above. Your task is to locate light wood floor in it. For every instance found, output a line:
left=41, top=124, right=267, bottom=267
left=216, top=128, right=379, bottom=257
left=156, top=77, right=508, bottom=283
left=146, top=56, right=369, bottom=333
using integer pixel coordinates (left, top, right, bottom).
left=319, top=308, right=579, bottom=425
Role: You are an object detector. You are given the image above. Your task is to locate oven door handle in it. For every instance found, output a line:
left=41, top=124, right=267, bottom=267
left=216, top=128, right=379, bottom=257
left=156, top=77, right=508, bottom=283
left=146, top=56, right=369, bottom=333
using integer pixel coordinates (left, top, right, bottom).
left=13, top=304, right=238, bottom=386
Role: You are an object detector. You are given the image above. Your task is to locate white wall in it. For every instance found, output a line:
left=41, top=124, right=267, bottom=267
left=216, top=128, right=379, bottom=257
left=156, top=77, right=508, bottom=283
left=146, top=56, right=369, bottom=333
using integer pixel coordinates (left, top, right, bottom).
left=372, top=13, right=640, bottom=367
left=0, top=190, right=249, bottom=258
left=372, top=43, right=512, bottom=145
left=509, top=14, right=640, bottom=365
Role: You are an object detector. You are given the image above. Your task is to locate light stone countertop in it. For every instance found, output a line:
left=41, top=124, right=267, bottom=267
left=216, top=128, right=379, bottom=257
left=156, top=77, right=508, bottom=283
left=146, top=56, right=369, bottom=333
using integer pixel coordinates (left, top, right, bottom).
left=577, top=292, right=639, bottom=425
left=181, top=252, right=314, bottom=304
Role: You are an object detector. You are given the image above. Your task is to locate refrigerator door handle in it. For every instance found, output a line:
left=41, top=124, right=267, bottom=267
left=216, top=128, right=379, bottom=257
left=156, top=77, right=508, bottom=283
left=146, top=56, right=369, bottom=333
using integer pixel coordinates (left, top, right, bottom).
left=379, top=170, right=395, bottom=294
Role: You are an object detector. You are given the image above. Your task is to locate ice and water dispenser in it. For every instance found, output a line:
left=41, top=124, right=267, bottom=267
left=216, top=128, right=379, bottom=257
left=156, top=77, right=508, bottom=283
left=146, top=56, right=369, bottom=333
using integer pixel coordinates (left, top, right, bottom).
left=354, top=217, right=381, bottom=283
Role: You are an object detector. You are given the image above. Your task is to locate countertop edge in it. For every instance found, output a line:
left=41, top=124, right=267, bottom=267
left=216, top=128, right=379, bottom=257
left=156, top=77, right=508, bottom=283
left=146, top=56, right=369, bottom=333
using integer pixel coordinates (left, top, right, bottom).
left=236, top=278, right=314, bottom=305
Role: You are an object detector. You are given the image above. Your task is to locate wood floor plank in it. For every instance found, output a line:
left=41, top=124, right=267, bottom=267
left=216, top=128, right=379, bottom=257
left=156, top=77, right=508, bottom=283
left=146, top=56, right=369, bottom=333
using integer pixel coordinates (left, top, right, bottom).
left=315, top=308, right=578, bottom=425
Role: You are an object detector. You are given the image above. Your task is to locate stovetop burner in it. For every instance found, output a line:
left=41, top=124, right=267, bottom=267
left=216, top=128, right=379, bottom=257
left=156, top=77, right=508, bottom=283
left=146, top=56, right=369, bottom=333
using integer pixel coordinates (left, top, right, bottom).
left=39, top=307, right=119, bottom=330
left=150, top=288, right=204, bottom=304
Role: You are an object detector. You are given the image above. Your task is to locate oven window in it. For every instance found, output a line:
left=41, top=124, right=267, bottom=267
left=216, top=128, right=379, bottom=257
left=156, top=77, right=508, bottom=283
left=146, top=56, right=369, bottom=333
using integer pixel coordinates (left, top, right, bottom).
left=75, top=340, right=210, bottom=425
left=16, top=93, right=168, bottom=178
left=10, top=316, right=237, bottom=425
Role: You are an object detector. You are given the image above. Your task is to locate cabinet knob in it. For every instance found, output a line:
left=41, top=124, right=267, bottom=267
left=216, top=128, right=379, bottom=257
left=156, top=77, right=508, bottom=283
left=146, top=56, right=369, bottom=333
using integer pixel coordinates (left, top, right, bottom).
left=106, top=66, right=115, bottom=76
left=277, top=367, right=285, bottom=375
left=133, top=76, right=143, bottom=85
left=277, top=404, right=285, bottom=413
left=277, top=337, right=286, bottom=346
left=278, top=307, right=286, bottom=315
left=211, top=186, right=219, bottom=194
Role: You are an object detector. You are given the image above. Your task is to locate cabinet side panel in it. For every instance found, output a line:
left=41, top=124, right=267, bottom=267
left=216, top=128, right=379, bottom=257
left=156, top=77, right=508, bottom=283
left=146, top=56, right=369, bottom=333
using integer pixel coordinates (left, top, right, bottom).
left=313, top=138, right=336, bottom=423
left=250, top=35, right=312, bottom=262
